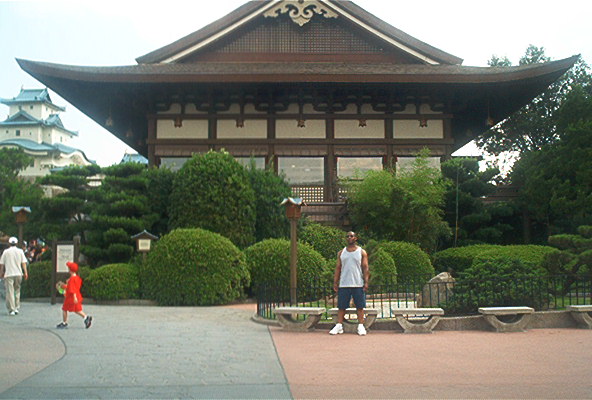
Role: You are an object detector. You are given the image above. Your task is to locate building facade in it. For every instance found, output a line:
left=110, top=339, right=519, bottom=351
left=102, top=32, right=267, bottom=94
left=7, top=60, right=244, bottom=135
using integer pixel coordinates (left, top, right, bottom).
left=17, top=0, right=576, bottom=200
left=0, top=88, right=93, bottom=179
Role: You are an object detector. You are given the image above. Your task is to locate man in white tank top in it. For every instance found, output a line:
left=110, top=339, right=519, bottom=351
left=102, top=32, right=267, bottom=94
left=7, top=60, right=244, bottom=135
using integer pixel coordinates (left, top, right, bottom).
left=330, top=231, right=369, bottom=335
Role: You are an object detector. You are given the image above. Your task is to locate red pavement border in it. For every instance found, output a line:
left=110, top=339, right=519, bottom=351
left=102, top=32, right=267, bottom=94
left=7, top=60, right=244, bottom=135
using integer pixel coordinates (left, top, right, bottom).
left=270, top=327, right=592, bottom=399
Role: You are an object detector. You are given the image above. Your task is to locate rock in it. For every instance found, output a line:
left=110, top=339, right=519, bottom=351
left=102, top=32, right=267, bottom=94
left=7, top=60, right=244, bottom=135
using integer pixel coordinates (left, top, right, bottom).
left=419, top=272, right=455, bottom=308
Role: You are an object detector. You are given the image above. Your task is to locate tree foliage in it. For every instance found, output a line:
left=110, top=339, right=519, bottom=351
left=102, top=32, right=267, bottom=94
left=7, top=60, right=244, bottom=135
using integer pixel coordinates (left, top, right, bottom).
left=477, top=46, right=591, bottom=156
left=441, top=158, right=520, bottom=245
left=246, top=162, right=291, bottom=242
left=511, top=85, right=592, bottom=234
left=347, top=149, right=450, bottom=251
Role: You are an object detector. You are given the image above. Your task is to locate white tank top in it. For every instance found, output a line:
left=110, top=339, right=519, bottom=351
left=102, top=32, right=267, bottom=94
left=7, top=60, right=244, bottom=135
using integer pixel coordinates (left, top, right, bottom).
left=339, top=247, right=363, bottom=287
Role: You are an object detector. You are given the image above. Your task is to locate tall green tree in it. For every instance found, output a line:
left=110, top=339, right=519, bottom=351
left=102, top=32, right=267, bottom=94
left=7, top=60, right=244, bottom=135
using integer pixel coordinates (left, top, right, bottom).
left=511, top=85, right=592, bottom=236
left=477, top=46, right=591, bottom=155
left=347, top=149, right=450, bottom=252
left=0, top=148, right=43, bottom=238
left=38, top=164, right=101, bottom=241
left=441, top=158, right=519, bottom=245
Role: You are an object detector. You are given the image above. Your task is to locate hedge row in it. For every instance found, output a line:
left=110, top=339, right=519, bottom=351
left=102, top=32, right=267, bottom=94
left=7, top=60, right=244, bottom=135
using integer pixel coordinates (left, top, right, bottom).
left=432, top=244, right=558, bottom=275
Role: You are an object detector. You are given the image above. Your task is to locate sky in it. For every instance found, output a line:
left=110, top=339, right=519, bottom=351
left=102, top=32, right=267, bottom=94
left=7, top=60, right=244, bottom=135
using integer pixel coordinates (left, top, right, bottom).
left=1, top=0, right=591, bottom=166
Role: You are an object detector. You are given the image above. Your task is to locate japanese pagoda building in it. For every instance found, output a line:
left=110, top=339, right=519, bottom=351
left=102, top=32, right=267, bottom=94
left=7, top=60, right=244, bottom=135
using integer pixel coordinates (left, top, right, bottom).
left=0, top=88, right=93, bottom=179
left=17, top=0, right=576, bottom=201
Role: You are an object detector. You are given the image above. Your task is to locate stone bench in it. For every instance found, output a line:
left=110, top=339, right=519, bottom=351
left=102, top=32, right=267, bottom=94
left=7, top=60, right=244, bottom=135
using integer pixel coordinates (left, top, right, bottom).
left=273, top=307, right=326, bottom=331
left=567, top=305, right=592, bottom=329
left=391, top=308, right=444, bottom=333
left=478, top=306, right=534, bottom=332
left=328, top=308, right=379, bottom=333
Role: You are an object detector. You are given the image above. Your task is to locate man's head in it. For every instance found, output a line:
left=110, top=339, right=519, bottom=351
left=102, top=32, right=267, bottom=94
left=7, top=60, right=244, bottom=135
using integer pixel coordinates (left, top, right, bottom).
left=8, top=237, right=18, bottom=246
left=345, top=231, right=357, bottom=245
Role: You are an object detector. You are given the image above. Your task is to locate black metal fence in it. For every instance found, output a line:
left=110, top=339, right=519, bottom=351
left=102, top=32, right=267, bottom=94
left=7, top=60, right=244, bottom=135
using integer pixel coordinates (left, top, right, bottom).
left=256, top=274, right=592, bottom=320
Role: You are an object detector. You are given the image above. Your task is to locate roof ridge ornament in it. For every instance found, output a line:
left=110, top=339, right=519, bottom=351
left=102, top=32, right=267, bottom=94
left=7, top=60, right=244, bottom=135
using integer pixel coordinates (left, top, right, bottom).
left=263, top=0, right=338, bottom=26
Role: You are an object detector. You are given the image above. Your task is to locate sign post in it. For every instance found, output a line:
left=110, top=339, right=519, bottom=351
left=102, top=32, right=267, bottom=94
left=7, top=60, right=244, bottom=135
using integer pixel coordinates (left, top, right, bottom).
left=51, top=236, right=80, bottom=305
left=280, top=197, right=305, bottom=305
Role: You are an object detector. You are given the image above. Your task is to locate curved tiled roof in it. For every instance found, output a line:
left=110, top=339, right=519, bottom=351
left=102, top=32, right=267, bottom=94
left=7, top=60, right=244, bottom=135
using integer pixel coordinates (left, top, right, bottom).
left=1, top=88, right=65, bottom=111
left=0, top=109, right=78, bottom=136
left=0, top=139, right=92, bottom=163
left=17, top=56, right=579, bottom=84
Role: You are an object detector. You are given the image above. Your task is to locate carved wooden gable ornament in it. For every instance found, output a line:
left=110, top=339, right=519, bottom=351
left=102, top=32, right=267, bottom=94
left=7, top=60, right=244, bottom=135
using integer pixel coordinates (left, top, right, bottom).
left=263, top=0, right=338, bottom=26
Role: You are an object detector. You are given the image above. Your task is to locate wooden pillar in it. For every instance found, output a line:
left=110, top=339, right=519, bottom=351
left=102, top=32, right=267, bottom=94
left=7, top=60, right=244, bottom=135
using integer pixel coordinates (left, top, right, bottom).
left=325, top=117, right=335, bottom=202
left=384, top=116, right=394, bottom=170
left=147, top=117, right=157, bottom=167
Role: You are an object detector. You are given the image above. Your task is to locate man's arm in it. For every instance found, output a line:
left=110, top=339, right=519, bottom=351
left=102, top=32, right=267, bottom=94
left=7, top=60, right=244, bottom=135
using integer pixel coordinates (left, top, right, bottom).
left=361, top=249, right=369, bottom=291
left=333, top=250, right=343, bottom=292
left=0, top=263, right=4, bottom=279
left=21, top=262, right=28, bottom=280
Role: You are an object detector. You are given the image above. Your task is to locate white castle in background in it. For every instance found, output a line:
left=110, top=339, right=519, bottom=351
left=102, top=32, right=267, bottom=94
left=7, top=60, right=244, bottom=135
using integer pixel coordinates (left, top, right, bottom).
left=0, top=88, right=93, bottom=179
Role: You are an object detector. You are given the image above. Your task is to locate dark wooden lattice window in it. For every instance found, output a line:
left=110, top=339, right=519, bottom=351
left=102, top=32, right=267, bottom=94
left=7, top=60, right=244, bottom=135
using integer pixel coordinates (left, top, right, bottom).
left=214, top=16, right=385, bottom=54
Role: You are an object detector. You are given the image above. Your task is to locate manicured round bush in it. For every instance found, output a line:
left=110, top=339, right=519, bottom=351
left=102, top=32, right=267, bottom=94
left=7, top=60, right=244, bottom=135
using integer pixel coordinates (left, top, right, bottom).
left=443, top=255, right=547, bottom=314
left=300, top=223, right=346, bottom=260
left=141, top=228, right=250, bottom=306
left=368, top=248, right=397, bottom=289
left=244, top=239, right=329, bottom=294
left=168, top=151, right=256, bottom=248
left=85, top=263, right=140, bottom=301
left=376, top=241, right=434, bottom=281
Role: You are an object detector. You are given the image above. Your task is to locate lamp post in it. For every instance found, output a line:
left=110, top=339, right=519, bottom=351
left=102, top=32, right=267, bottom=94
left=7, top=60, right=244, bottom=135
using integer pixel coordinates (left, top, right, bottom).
left=280, top=197, right=305, bottom=305
left=131, top=230, right=158, bottom=262
left=12, top=206, right=31, bottom=245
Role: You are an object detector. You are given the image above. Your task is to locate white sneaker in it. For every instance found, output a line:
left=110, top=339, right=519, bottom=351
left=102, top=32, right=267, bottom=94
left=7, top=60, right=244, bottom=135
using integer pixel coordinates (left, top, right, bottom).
left=9, top=311, right=16, bottom=316
left=329, top=323, right=344, bottom=335
left=357, top=324, right=367, bottom=336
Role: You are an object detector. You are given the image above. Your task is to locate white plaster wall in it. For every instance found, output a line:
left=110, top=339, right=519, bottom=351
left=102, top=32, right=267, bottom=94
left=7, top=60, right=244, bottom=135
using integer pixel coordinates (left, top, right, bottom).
left=394, top=120, right=443, bottom=139
left=335, top=119, right=384, bottom=138
left=276, top=119, right=325, bottom=138
left=156, top=120, right=209, bottom=139
left=217, top=120, right=267, bottom=138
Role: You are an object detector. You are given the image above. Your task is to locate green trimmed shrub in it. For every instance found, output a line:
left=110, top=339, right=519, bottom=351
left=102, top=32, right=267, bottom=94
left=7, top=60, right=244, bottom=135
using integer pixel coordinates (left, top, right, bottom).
left=21, top=262, right=92, bottom=298
left=244, top=239, right=329, bottom=295
left=168, top=151, right=256, bottom=248
left=21, top=261, right=52, bottom=298
left=141, top=228, right=250, bottom=306
left=106, top=243, right=134, bottom=263
left=433, top=244, right=557, bottom=275
left=246, top=163, right=291, bottom=242
left=443, top=256, right=547, bottom=314
left=376, top=241, right=434, bottom=281
left=368, top=248, right=397, bottom=289
left=85, top=263, right=139, bottom=301
left=300, top=223, right=346, bottom=260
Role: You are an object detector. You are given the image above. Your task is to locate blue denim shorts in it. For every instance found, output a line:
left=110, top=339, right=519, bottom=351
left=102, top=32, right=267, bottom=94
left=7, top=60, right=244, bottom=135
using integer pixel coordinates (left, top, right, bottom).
left=337, top=287, right=366, bottom=309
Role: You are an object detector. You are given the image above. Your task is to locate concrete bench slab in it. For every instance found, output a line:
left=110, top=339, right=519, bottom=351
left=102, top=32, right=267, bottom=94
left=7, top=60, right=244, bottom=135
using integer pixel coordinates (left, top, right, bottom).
left=391, top=308, right=444, bottom=334
left=567, top=305, right=592, bottom=329
left=478, top=307, right=534, bottom=332
left=328, top=308, right=379, bottom=333
left=273, top=307, right=326, bottom=331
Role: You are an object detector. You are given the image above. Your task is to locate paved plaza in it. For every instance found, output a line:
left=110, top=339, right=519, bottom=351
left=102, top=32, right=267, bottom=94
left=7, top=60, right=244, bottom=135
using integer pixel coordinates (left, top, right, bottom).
left=1, top=301, right=591, bottom=399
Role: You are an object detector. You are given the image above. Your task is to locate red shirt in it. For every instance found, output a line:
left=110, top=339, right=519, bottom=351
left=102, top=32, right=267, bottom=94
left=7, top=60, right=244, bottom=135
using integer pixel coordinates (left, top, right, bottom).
left=62, top=275, right=83, bottom=312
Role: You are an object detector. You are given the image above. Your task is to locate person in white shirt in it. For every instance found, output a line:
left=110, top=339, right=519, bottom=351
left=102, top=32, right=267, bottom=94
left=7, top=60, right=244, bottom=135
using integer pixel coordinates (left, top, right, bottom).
left=330, top=231, right=369, bottom=336
left=0, top=237, right=29, bottom=315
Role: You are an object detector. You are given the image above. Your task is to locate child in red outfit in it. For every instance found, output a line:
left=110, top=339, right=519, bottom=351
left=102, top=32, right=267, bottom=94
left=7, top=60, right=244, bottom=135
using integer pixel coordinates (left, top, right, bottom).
left=57, top=261, right=92, bottom=329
